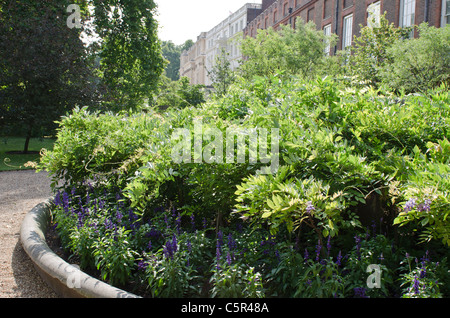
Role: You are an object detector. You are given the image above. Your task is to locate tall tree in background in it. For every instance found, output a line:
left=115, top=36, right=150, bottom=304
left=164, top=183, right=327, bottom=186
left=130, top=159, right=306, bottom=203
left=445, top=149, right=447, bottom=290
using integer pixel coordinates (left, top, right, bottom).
left=0, top=0, right=98, bottom=153
left=92, top=0, right=165, bottom=111
left=161, top=39, right=194, bottom=81
left=207, top=48, right=236, bottom=97
left=239, top=19, right=336, bottom=80
left=0, top=0, right=166, bottom=152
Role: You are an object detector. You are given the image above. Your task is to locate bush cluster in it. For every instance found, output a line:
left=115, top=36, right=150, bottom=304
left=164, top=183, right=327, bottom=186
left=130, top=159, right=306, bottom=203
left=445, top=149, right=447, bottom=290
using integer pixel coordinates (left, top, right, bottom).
left=40, top=76, right=450, bottom=297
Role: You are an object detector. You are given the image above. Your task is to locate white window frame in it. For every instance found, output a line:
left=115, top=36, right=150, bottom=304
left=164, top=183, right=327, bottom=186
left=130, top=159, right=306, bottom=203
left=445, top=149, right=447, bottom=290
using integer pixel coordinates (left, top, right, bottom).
left=400, top=0, right=416, bottom=28
left=342, top=14, right=353, bottom=50
left=367, top=1, right=381, bottom=28
left=442, top=0, right=450, bottom=27
left=323, top=24, right=332, bottom=55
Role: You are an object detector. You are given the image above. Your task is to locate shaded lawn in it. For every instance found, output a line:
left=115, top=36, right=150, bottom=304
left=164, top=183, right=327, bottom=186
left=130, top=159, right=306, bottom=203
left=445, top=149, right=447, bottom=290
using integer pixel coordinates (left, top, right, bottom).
left=0, top=136, right=55, bottom=171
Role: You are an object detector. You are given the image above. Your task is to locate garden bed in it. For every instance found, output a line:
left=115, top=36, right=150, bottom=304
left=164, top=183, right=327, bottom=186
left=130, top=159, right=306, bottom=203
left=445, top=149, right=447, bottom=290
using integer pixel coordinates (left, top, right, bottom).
left=20, top=200, right=140, bottom=298
left=37, top=77, right=450, bottom=298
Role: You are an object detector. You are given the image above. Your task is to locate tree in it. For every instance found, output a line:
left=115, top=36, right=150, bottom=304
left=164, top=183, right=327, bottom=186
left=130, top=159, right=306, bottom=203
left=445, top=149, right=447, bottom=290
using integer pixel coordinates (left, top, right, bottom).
left=239, top=18, right=336, bottom=80
left=207, top=48, right=236, bottom=97
left=379, top=23, right=450, bottom=93
left=0, top=0, right=98, bottom=153
left=162, top=41, right=181, bottom=81
left=349, top=14, right=412, bottom=87
left=162, top=39, right=195, bottom=81
left=155, top=76, right=205, bottom=109
left=91, top=0, right=165, bottom=111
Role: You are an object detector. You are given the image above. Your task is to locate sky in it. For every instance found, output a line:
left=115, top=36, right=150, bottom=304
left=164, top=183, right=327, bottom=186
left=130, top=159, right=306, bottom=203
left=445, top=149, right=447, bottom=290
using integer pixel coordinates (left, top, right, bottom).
left=155, top=0, right=262, bottom=45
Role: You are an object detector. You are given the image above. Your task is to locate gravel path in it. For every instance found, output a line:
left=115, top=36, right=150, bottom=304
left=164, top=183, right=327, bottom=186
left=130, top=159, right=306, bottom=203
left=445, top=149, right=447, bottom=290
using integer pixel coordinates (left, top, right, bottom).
left=0, top=170, right=57, bottom=298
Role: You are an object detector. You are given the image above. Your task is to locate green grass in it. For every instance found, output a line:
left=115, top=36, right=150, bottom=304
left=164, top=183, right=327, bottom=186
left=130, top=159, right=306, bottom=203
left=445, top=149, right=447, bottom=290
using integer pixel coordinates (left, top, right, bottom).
left=0, top=136, right=55, bottom=171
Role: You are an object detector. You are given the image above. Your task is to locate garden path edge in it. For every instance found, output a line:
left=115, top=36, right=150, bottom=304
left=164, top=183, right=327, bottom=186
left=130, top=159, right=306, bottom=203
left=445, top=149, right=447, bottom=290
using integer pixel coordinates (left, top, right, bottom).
left=20, top=199, right=141, bottom=298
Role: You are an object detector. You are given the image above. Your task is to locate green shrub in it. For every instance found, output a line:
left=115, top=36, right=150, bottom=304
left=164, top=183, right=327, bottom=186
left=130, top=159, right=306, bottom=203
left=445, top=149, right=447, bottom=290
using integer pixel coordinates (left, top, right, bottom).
left=41, top=76, right=449, bottom=297
left=379, top=24, right=450, bottom=93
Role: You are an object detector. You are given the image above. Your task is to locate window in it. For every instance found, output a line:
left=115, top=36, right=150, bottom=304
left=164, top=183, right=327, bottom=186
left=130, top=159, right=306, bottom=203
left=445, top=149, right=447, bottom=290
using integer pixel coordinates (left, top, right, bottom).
left=323, top=24, right=332, bottom=55
left=307, top=8, right=315, bottom=22
left=400, top=0, right=416, bottom=28
left=324, top=0, right=332, bottom=19
left=342, top=14, right=353, bottom=50
left=344, top=0, right=353, bottom=9
left=367, top=1, right=381, bottom=28
left=442, top=0, right=450, bottom=26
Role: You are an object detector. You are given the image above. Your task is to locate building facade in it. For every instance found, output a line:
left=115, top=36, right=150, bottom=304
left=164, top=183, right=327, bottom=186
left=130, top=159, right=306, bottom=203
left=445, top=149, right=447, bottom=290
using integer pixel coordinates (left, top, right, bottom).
left=244, top=0, right=449, bottom=54
left=181, top=0, right=449, bottom=85
left=180, top=3, right=262, bottom=86
left=179, top=32, right=207, bottom=86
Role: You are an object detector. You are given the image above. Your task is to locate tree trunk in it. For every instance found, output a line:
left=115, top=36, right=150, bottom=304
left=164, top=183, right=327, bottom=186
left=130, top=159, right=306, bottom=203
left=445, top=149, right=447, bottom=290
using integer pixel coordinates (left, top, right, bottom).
left=23, top=122, right=33, bottom=154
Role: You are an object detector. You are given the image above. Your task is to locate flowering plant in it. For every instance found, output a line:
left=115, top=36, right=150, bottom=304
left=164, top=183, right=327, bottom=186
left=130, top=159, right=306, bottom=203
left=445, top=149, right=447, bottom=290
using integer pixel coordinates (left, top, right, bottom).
left=400, top=252, right=444, bottom=298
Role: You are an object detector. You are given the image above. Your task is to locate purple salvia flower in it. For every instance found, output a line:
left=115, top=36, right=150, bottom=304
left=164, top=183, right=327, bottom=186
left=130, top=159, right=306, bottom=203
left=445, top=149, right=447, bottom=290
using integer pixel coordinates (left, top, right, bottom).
left=326, top=235, right=332, bottom=257
left=217, top=230, right=224, bottom=248
left=419, top=267, right=427, bottom=279
left=164, top=215, right=169, bottom=228
left=105, top=218, right=114, bottom=231
left=164, top=240, right=174, bottom=260
left=54, top=191, right=62, bottom=207
left=336, top=250, right=342, bottom=266
left=62, top=191, right=70, bottom=214
left=354, top=287, right=368, bottom=298
left=98, top=199, right=106, bottom=210
left=138, top=260, right=148, bottom=271
left=172, top=234, right=178, bottom=253
left=116, top=211, right=123, bottom=224
left=413, top=276, right=420, bottom=294
left=315, top=239, right=322, bottom=262
left=216, top=246, right=221, bottom=270
left=228, top=233, right=237, bottom=250
left=275, top=250, right=281, bottom=261
left=304, top=248, right=309, bottom=262
left=172, top=207, right=177, bottom=218
left=226, top=251, right=232, bottom=266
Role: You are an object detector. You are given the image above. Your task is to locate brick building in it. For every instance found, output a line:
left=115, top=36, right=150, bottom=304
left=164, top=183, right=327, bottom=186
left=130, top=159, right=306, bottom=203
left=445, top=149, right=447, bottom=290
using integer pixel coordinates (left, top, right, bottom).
left=244, top=0, right=449, bottom=54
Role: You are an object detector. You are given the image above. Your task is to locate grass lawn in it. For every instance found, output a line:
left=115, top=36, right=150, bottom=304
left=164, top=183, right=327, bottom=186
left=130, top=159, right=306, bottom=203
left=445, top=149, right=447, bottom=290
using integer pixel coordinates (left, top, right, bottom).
left=0, top=136, right=55, bottom=171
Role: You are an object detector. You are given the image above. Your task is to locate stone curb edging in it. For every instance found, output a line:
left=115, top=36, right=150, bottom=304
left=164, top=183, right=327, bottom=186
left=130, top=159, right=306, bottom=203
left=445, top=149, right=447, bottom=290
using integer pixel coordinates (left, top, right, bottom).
left=20, top=199, right=141, bottom=298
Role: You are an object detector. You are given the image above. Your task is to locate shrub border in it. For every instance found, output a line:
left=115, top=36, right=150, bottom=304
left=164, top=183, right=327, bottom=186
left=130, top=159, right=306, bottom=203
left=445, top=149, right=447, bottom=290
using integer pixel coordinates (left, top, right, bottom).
left=20, top=199, right=141, bottom=298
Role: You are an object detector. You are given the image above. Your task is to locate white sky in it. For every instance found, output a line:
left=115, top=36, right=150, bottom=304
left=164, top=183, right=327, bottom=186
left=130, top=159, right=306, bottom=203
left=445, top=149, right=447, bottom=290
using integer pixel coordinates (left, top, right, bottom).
left=155, top=0, right=262, bottom=45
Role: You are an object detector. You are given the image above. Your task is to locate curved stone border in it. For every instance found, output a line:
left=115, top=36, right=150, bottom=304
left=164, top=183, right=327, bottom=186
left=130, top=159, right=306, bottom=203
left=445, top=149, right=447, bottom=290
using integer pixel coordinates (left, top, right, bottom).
left=20, top=199, right=141, bottom=298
